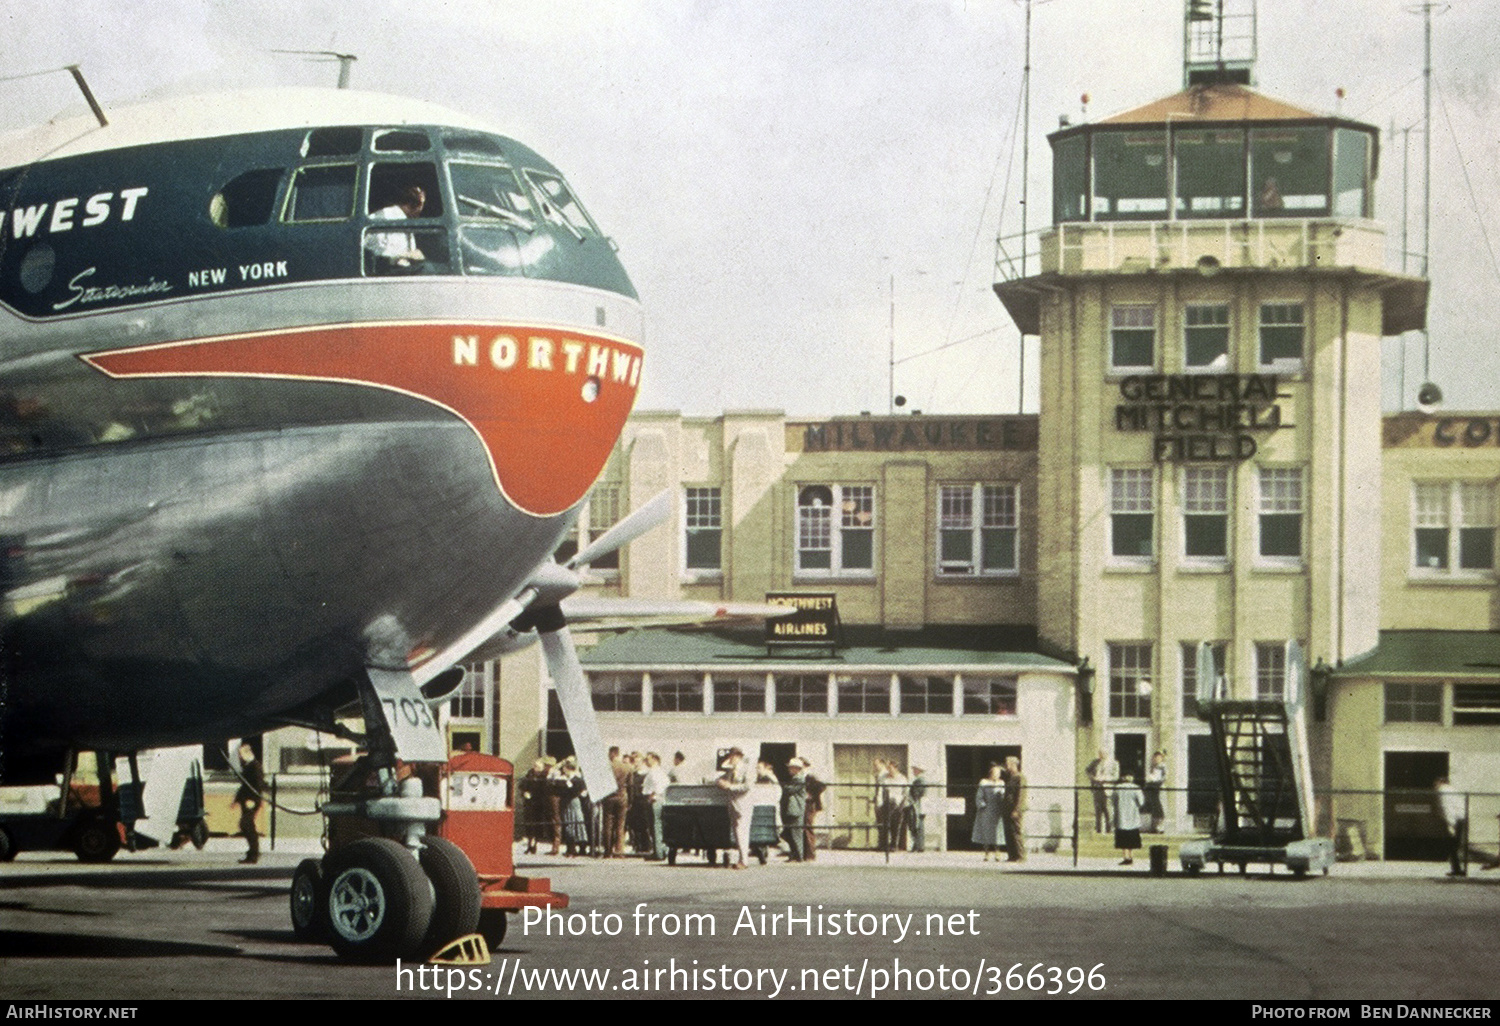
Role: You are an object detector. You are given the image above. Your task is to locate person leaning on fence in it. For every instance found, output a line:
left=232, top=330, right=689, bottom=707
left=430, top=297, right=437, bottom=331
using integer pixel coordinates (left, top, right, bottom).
left=1002, top=755, right=1027, bottom=863
left=908, top=766, right=930, bottom=853
left=1143, top=750, right=1167, bottom=833
left=802, top=760, right=826, bottom=861
left=783, top=758, right=809, bottom=861
left=1435, top=776, right=1467, bottom=877
left=1087, top=749, right=1118, bottom=833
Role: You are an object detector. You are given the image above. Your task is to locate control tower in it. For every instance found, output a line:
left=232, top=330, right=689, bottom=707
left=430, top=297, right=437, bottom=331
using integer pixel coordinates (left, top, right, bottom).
left=993, top=3, right=1428, bottom=796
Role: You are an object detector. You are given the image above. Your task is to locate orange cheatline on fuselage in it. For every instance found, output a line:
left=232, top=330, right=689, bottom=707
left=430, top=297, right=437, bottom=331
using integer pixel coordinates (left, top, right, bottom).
left=80, top=321, right=642, bottom=518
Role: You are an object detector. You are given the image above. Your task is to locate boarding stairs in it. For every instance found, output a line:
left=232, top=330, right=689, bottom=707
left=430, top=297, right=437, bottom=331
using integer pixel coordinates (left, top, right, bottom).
left=1179, top=643, right=1334, bottom=877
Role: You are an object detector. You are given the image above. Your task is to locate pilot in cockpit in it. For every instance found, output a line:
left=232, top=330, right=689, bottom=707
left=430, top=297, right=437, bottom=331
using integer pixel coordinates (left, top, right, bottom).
left=366, top=184, right=428, bottom=270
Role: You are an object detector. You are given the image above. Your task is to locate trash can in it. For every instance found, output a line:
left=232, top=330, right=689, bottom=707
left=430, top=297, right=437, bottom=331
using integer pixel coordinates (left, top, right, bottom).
left=1149, top=843, right=1169, bottom=876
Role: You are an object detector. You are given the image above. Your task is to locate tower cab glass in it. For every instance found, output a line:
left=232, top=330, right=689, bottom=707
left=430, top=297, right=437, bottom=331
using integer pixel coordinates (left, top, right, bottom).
left=1048, top=84, right=1378, bottom=225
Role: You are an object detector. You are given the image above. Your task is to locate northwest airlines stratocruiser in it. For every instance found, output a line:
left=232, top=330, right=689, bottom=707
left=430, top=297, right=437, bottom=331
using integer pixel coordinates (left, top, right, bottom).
left=0, top=84, right=732, bottom=960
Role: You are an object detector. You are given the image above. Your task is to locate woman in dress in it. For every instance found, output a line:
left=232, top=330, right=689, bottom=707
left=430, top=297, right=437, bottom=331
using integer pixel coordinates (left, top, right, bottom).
left=1113, top=773, right=1145, bottom=865
left=559, top=757, right=590, bottom=857
left=971, top=762, right=1007, bottom=861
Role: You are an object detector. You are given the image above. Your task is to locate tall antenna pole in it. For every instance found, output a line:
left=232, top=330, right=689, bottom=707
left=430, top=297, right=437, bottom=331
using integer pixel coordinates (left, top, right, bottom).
left=1020, top=0, right=1032, bottom=281
left=1409, top=2, right=1445, bottom=411
left=1017, top=0, right=1034, bottom=414
left=888, top=272, right=895, bottom=415
left=1422, top=2, right=1432, bottom=284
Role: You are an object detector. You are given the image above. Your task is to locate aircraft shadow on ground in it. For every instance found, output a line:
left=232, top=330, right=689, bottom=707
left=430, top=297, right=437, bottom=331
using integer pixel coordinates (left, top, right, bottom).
left=0, top=929, right=241, bottom=959
left=0, top=866, right=291, bottom=892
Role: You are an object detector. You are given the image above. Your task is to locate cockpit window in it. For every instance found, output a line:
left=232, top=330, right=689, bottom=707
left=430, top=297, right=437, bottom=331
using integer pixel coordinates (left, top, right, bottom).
left=302, top=127, right=363, bottom=158
left=443, top=132, right=506, bottom=157
left=523, top=170, right=598, bottom=240
left=373, top=129, right=432, bottom=153
left=368, top=162, right=444, bottom=218
left=210, top=168, right=284, bottom=228
left=285, top=164, right=357, bottom=222
left=450, top=162, right=535, bottom=231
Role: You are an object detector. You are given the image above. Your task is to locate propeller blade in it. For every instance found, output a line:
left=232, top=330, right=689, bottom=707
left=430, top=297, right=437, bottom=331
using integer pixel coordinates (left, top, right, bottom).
left=570, top=488, right=673, bottom=570
left=539, top=622, right=618, bottom=801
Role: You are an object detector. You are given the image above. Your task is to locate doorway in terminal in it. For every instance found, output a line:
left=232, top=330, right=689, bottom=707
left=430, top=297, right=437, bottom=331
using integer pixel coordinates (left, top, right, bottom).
left=1384, top=750, right=1449, bottom=860
left=831, top=744, right=907, bottom=849
left=945, top=744, right=1020, bottom=851
left=1185, top=733, right=1220, bottom=831
left=759, top=743, right=797, bottom=785
left=1113, top=732, right=1147, bottom=787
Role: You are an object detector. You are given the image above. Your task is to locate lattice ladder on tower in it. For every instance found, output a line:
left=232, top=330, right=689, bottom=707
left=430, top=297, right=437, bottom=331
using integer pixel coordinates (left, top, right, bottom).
left=1179, top=641, right=1334, bottom=877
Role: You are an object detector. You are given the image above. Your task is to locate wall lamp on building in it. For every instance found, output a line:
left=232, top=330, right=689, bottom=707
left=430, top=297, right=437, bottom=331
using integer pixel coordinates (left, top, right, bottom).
left=1076, top=657, right=1095, bottom=726
left=1310, top=659, right=1332, bottom=722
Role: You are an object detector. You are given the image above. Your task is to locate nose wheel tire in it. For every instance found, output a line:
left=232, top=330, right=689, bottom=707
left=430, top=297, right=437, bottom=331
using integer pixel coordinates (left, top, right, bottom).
left=322, top=838, right=434, bottom=964
left=418, top=836, right=481, bottom=955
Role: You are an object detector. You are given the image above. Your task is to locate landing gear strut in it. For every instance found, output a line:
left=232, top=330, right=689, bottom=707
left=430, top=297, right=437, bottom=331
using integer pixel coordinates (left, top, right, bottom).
left=290, top=667, right=482, bottom=962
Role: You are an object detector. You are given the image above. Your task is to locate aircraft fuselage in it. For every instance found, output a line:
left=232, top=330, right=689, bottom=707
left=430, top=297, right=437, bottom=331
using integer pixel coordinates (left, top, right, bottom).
left=0, top=90, right=642, bottom=772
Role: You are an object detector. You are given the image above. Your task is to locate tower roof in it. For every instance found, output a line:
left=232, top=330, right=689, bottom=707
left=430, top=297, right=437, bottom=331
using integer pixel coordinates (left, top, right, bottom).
left=1097, top=83, right=1327, bottom=127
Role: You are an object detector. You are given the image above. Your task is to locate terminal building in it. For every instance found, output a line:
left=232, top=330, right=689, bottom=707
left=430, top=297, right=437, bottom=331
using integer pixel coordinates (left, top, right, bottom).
left=250, top=5, right=1500, bottom=860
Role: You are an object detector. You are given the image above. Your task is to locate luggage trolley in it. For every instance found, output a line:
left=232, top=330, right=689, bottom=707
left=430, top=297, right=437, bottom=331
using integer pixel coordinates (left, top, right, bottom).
left=661, top=783, right=780, bottom=866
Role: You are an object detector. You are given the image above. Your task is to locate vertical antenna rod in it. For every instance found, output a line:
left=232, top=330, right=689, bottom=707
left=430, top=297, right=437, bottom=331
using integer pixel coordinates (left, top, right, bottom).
left=65, top=65, right=107, bottom=128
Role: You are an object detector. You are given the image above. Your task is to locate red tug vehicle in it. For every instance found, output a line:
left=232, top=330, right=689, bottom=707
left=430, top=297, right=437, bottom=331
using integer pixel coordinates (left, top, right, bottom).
left=291, top=751, right=566, bottom=962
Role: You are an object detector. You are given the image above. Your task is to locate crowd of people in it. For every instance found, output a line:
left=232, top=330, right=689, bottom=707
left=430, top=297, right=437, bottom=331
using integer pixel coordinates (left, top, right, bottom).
left=1086, top=748, right=1168, bottom=865
left=516, top=748, right=680, bottom=858
left=515, top=747, right=837, bottom=866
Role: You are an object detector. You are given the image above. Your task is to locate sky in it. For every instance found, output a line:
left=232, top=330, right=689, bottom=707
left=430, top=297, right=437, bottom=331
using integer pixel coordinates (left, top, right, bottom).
left=3, top=0, right=1498, bottom=417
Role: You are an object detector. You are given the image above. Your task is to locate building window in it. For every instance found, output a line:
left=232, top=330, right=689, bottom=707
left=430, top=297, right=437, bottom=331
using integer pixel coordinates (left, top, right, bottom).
left=961, top=677, right=1018, bottom=716
left=836, top=674, right=891, bottom=714
left=1108, top=643, right=1153, bottom=719
left=1183, top=303, right=1230, bottom=370
left=1413, top=482, right=1496, bottom=574
left=449, top=664, right=488, bottom=720
left=650, top=674, right=704, bottom=713
left=589, top=673, right=644, bottom=713
left=1181, top=641, right=1227, bottom=718
left=1110, top=305, right=1156, bottom=371
left=585, top=484, right=621, bottom=570
left=1110, top=468, right=1154, bottom=561
left=684, top=486, right=723, bottom=573
left=1384, top=682, right=1442, bottom=724
left=1182, top=465, right=1230, bottom=561
left=1259, top=302, right=1304, bottom=368
left=1453, top=684, right=1500, bottom=726
left=711, top=676, right=765, bottom=714
left=773, top=674, right=829, bottom=714
left=554, top=483, right=621, bottom=570
left=938, top=483, right=1018, bottom=575
left=1254, top=642, right=1288, bottom=700
left=898, top=675, right=954, bottom=715
left=796, top=484, right=875, bottom=575
left=1258, top=467, right=1303, bottom=560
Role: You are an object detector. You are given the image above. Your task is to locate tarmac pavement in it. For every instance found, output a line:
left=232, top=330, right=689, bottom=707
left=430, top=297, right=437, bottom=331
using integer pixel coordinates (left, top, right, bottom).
left=0, top=838, right=1496, bottom=1001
